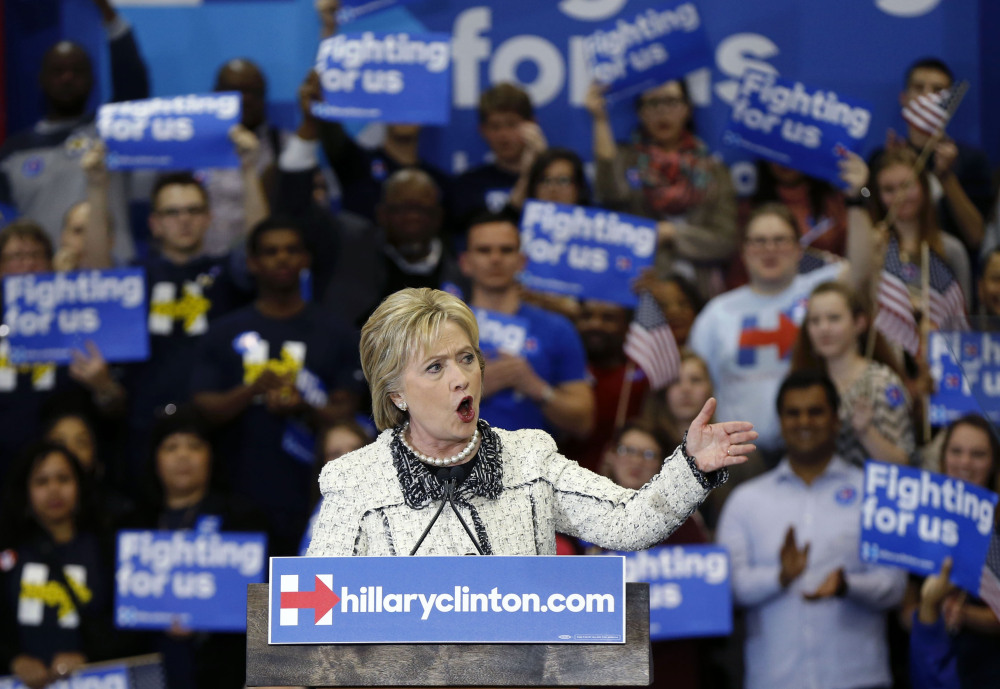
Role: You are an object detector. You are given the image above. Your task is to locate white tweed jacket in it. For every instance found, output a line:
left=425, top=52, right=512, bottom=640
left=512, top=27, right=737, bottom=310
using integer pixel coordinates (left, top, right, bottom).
left=306, top=424, right=712, bottom=557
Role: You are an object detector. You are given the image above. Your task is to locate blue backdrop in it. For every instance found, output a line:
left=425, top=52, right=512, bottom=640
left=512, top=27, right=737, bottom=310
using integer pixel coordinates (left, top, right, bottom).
left=4, top=0, right=997, bottom=193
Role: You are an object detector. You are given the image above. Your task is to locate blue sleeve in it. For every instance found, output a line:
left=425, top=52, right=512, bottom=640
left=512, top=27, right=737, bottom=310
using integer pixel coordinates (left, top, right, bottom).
left=108, top=27, right=150, bottom=103
left=549, top=314, right=588, bottom=386
left=909, top=613, right=960, bottom=689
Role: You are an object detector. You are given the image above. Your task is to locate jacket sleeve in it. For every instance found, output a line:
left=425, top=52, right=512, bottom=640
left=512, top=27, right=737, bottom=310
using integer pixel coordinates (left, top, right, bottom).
left=669, top=157, right=738, bottom=263
left=107, top=21, right=150, bottom=103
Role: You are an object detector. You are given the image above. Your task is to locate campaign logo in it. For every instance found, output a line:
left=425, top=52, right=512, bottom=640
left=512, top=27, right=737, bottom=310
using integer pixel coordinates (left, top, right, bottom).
left=524, top=337, right=539, bottom=353
left=737, top=310, right=799, bottom=366
left=943, top=372, right=960, bottom=390
left=963, top=341, right=979, bottom=359
left=371, top=158, right=388, bottom=181
left=834, top=485, right=857, bottom=506
left=21, top=157, right=43, bottom=178
left=615, top=255, right=632, bottom=271
left=279, top=574, right=341, bottom=626
left=885, top=384, right=904, bottom=409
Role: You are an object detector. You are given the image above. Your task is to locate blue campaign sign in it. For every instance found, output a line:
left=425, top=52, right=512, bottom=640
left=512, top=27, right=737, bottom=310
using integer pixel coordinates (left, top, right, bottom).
left=3, top=268, right=148, bottom=365
left=0, top=663, right=130, bottom=689
left=605, top=544, right=731, bottom=640
left=928, top=331, right=1000, bottom=426
left=860, top=461, right=998, bottom=594
left=520, top=201, right=656, bottom=308
left=722, top=70, right=873, bottom=187
left=473, top=308, right=529, bottom=359
left=339, top=0, right=425, bottom=25
left=269, top=556, right=625, bottom=644
left=312, top=32, right=451, bottom=125
left=98, top=93, right=241, bottom=170
left=583, top=1, right=711, bottom=103
left=115, top=529, right=267, bottom=632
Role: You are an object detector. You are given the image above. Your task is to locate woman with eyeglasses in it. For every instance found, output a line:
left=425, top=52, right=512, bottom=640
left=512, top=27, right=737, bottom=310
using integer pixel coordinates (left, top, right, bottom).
left=585, top=79, right=737, bottom=300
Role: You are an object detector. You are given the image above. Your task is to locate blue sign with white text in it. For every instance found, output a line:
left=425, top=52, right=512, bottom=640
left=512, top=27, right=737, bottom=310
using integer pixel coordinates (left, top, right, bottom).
left=98, top=93, right=241, bottom=170
left=723, top=70, right=873, bottom=187
left=583, top=1, right=712, bottom=102
left=474, top=308, right=529, bottom=359
left=928, top=331, right=1000, bottom=426
left=520, top=201, right=656, bottom=308
left=0, top=663, right=130, bottom=689
left=860, top=461, right=998, bottom=594
left=313, top=32, right=451, bottom=124
left=609, top=544, right=731, bottom=640
left=3, top=268, right=148, bottom=365
left=269, top=556, right=625, bottom=644
left=115, top=529, right=267, bottom=632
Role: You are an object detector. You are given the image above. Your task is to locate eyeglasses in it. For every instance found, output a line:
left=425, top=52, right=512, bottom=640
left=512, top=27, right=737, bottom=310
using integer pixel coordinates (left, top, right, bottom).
left=744, top=235, right=797, bottom=250
left=641, top=96, right=686, bottom=111
left=538, top=176, right=574, bottom=188
left=156, top=205, right=208, bottom=219
left=615, top=445, right=661, bottom=462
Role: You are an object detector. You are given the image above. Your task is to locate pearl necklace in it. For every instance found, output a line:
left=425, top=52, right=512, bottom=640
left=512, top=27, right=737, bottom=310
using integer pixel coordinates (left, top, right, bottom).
left=400, top=422, right=479, bottom=467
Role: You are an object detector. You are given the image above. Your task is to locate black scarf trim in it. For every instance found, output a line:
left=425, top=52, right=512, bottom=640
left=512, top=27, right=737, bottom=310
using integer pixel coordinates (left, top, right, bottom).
left=391, top=419, right=504, bottom=509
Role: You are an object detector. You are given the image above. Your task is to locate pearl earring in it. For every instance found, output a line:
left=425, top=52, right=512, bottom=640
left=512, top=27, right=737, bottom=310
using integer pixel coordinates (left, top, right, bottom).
left=397, top=400, right=407, bottom=412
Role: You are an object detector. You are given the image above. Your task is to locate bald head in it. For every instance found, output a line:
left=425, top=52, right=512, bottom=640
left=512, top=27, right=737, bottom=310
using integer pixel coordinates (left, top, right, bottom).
left=382, top=169, right=440, bottom=206
left=378, top=169, right=442, bottom=259
left=215, top=58, right=267, bottom=130
left=40, top=41, right=94, bottom=118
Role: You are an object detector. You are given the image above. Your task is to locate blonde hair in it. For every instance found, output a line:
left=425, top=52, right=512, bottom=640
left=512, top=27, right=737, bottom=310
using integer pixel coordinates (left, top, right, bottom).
left=360, top=288, right=485, bottom=431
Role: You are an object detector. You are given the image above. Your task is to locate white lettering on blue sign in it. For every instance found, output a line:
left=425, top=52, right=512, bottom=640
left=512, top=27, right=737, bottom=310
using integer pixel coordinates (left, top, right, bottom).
left=98, top=93, right=239, bottom=143
left=521, top=202, right=656, bottom=262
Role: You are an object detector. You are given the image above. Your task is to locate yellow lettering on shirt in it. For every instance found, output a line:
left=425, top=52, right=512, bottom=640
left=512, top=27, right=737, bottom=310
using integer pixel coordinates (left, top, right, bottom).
left=20, top=576, right=93, bottom=620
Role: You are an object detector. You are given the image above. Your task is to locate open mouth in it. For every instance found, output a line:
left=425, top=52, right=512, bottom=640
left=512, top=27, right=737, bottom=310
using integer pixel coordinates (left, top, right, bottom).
left=456, top=396, right=476, bottom=423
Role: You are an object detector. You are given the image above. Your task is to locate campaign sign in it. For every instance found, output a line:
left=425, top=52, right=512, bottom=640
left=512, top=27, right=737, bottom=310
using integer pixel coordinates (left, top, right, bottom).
left=606, top=544, right=731, bottom=640
left=3, top=269, right=148, bottom=365
left=582, top=1, right=711, bottom=103
left=520, top=201, right=656, bottom=308
left=338, top=0, right=424, bottom=25
left=0, top=663, right=130, bottom=689
left=115, top=529, right=267, bottom=632
left=269, top=556, right=625, bottom=644
left=474, top=308, right=529, bottom=359
left=928, top=331, right=1000, bottom=426
left=313, top=32, right=451, bottom=125
left=723, top=70, right=873, bottom=187
left=98, top=93, right=241, bottom=170
left=860, top=461, right=998, bottom=594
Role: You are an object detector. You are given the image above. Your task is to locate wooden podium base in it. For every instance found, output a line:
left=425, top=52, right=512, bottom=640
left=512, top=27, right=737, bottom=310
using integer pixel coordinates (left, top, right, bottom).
left=246, top=582, right=651, bottom=687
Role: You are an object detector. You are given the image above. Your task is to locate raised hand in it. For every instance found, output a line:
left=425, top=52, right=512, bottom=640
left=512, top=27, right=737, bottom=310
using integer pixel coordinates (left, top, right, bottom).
left=779, top=526, right=809, bottom=587
left=684, top=397, right=756, bottom=473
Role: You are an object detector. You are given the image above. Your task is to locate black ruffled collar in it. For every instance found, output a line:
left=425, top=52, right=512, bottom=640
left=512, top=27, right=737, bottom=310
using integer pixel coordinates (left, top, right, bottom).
left=390, top=419, right=503, bottom=509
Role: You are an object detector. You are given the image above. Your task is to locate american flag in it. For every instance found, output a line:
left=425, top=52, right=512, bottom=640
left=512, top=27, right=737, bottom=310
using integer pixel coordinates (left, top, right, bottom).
left=981, top=527, right=1000, bottom=620
left=623, top=291, right=680, bottom=390
left=874, top=239, right=969, bottom=354
left=902, top=90, right=953, bottom=136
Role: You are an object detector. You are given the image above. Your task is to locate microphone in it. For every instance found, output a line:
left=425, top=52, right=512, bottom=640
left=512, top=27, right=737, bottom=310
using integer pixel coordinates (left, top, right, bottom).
left=408, top=464, right=483, bottom=555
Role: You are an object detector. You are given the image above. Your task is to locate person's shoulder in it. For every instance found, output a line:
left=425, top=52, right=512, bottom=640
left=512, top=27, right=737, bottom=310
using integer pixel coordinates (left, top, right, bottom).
left=319, top=430, right=395, bottom=492
left=701, top=286, right=752, bottom=314
left=518, top=302, right=576, bottom=331
left=728, top=462, right=785, bottom=502
left=493, top=426, right=558, bottom=458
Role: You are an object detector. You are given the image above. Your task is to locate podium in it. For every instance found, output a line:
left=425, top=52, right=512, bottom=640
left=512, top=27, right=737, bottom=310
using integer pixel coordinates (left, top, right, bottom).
left=246, top=582, right=651, bottom=686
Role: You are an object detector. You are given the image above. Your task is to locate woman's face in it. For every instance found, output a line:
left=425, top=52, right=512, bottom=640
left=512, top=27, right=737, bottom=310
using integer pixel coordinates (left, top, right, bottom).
left=156, top=432, right=212, bottom=499
left=876, top=163, right=923, bottom=223
left=638, top=81, right=690, bottom=148
left=393, top=320, right=482, bottom=455
left=46, top=416, right=95, bottom=471
left=534, top=159, right=579, bottom=205
left=660, top=281, right=696, bottom=346
left=608, top=429, right=663, bottom=490
left=323, top=427, right=367, bottom=463
left=805, top=292, right=859, bottom=361
left=29, top=452, right=78, bottom=530
left=943, top=424, right=994, bottom=488
left=666, top=358, right=712, bottom=426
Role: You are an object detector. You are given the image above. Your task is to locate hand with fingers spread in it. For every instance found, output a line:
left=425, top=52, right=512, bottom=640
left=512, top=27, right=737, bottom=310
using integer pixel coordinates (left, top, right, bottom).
left=779, top=526, right=809, bottom=587
left=684, top=397, right=757, bottom=473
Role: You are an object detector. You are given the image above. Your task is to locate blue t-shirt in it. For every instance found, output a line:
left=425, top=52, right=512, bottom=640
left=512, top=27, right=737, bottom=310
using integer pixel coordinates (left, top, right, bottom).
left=477, top=303, right=588, bottom=433
left=190, top=303, right=361, bottom=554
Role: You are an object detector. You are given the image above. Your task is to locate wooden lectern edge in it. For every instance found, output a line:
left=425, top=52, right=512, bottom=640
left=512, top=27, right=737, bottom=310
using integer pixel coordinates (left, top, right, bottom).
left=246, top=582, right=651, bottom=687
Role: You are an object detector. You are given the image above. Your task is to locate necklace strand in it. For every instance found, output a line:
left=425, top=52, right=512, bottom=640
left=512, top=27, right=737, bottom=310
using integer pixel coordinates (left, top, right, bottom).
left=400, top=422, right=479, bottom=467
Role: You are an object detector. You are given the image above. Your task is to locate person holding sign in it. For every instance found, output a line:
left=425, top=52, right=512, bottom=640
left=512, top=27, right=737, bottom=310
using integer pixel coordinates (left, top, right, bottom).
left=307, top=287, right=756, bottom=558
left=459, top=210, right=593, bottom=437
left=0, top=443, right=132, bottom=689
left=716, top=370, right=906, bottom=689
left=123, top=407, right=269, bottom=689
left=901, top=414, right=1000, bottom=688
left=586, top=79, right=736, bottom=301
left=791, top=281, right=916, bottom=466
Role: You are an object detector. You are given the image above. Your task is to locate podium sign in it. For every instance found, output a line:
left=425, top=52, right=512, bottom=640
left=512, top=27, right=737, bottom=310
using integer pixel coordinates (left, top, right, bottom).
left=269, top=556, right=625, bottom=644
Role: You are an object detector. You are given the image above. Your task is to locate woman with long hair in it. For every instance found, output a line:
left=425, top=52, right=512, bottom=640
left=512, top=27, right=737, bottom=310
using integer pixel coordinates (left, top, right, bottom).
left=0, top=443, right=122, bottom=689
left=791, top=281, right=914, bottom=465
left=586, top=79, right=736, bottom=300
